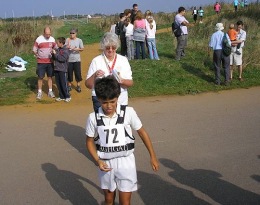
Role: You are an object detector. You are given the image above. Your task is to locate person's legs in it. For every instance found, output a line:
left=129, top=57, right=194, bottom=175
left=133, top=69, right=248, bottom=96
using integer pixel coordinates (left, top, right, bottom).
left=103, top=189, right=116, bottom=205
left=119, top=191, right=132, bottom=205
left=60, top=72, right=70, bottom=98
left=147, top=39, right=153, bottom=59
left=46, top=63, right=54, bottom=90
left=74, top=62, right=82, bottom=92
left=222, top=55, right=230, bottom=83
left=36, top=63, right=46, bottom=93
left=233, top=49, right=243, bottom=80
left=126, top=37, right=131, bottom=60
left=67, top=62, right=74, bottom=88
left=140, top=42, right=145, bottom=59
left=151, top=38, right=159, bottom=60
left=135, top=41, right=141, bottom=59
left=121, top=37, right=127, bottom=56
left=176, top=36, right=183, bottom=60
left=238, top=65, right=243, bottom=80
left=54, top=71, right=63, bottom=99
left=130, top=40, right=135, bottom=60
left=213, top=50, right=222, bottom=85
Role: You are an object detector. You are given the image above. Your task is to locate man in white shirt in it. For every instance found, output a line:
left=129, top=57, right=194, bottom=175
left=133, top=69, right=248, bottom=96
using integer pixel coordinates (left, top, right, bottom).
left=230, top=21, right=247, bottom=81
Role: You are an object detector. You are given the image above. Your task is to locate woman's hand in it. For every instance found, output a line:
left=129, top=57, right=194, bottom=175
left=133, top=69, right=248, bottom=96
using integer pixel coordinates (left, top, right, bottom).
left=95, top=70, right=105, bottom=78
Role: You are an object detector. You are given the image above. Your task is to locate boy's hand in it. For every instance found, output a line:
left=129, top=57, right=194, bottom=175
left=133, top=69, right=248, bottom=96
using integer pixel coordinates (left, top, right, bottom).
left=97, top=159, right=112, bottom=172
left=151, top=157, right=159, bottom=171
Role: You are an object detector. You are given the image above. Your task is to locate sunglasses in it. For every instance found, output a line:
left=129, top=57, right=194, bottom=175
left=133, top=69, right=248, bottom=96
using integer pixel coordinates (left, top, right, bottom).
left=70, top=33, right=75, bottom=34
left=105, top=46, right=117, bottom=50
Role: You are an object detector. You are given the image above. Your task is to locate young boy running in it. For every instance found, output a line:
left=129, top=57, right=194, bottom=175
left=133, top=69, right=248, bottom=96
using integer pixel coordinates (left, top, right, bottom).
left=85, top=76, right=159, bottom=205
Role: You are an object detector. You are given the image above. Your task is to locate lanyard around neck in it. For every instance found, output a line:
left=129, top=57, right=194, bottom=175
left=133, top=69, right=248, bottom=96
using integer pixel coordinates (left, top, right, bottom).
left=103, top=54, right=117, bottom=74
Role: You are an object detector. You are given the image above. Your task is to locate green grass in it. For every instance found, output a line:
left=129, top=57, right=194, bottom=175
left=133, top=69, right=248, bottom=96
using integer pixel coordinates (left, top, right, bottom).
left=0, top=3, right=260, bottom=106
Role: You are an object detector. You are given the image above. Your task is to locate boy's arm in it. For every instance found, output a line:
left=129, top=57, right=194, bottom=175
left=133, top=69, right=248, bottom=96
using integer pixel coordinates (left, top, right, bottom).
left=137, top=127, right=159, bottom=171
left=86, top=136, right=112, bottom=172
left=54, top=49, right=69, bottom=62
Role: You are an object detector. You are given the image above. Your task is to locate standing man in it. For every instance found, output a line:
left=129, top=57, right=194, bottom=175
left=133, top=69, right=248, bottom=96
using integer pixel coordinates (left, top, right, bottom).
left=230, top=21, right=247, bottom=81
left=131, top=3, right=138, bottom=24
left=33, top=26, right=57, bottom=100
left=66, top=28, right=84, bottom=93
left=209, top=23, right=231, bottom=86
left=118, top=13, right=127, bottom=57
left=174, top=7, right=189, bottom=61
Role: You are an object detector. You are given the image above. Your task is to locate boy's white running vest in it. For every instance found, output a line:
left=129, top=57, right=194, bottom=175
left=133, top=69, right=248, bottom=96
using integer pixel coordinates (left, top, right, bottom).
left=94, top=105, right=135, bottom=159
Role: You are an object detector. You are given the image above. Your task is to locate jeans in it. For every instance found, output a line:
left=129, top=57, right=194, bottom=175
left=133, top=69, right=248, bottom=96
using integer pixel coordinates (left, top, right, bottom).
left=147, top=38, right=159, bottom=60
left=126, top=36, right=135, bottom=60
left=135, top=41, right=145, bottom=59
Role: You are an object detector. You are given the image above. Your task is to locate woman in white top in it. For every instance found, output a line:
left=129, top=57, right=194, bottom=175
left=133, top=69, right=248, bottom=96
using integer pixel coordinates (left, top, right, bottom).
left=145, top=16, right=159, bottom=60
left=123, top=17, right=135, bottom=60
left=85, top=32, right=133, bottom=111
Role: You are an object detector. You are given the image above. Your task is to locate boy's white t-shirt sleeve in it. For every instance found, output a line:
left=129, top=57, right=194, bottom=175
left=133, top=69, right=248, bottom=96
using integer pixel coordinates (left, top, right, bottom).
left=127, top=107, right=142, bottom=131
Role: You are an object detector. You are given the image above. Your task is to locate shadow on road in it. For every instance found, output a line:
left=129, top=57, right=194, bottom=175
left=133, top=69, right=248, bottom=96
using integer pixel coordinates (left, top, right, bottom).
left=137, top=171, right=209, bottom=205
left=42, top=163, right=101, bottom=205
left=54, top=121, right=93, bottom=162
left=159, top=158, right=260, bottom=205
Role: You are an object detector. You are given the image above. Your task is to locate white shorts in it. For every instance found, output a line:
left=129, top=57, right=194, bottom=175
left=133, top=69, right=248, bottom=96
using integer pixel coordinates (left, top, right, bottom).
left=98, top=153, right=137, bottom=192
left=230, top=48, right=243, bottom=66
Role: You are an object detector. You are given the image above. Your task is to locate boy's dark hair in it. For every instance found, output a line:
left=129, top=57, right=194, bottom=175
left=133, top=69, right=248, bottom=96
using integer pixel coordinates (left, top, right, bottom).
left=237, top=20, right=243, bottom=26
left=57, top=37, right=66, bottom=45
left=178, top=7, right=186, bottom=13
left=95, top=76, right=121, bottom=100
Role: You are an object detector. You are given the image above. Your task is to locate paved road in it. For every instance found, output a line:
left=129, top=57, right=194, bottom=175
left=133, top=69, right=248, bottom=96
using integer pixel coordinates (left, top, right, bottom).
left=0, top=87, right=260, bottom=204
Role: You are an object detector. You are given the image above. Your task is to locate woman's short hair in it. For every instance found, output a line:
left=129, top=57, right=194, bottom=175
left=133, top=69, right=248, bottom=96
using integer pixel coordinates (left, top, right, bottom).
left=100, top=32, right=120, bottom=50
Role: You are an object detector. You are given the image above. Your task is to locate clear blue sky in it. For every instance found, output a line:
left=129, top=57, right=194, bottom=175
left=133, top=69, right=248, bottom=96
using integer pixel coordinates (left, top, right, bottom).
left=1, top=0, right=222, bottom=18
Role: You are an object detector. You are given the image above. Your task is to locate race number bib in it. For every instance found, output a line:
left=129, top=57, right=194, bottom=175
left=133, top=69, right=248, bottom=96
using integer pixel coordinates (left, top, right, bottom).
left=98, top=124, right=126, bottom=147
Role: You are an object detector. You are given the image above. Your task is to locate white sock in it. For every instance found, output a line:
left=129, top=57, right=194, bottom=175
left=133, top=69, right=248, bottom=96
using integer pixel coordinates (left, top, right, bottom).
left=38, top=89, right=42, bottom=93
left=49, top=89, right=52, bottom=92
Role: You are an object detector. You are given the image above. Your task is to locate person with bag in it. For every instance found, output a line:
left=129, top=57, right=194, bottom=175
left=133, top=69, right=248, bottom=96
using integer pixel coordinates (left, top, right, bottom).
left=209, top=23, right=231, bottom=86
left=174, top=7, right=189, bottom=61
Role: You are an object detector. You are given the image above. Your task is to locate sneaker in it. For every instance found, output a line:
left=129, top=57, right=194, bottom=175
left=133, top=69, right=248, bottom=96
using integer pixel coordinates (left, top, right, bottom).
left=56, top=97, right=65, bottom=102
left=65, top=97, right=71, bottom=102
left=76, top=86, right=81, bottom=93
left=36, top=92, right=43, bottom=100
left=68, top=86, right=72, bottom=92
left=48, top=91, right=55, bottom=98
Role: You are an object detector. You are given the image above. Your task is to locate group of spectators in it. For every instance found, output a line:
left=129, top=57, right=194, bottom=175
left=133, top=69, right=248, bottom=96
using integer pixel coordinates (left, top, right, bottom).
left=33, top=27, right=84, bottom=101
left=174, top=6, right=247, bottom=85
left=209, top=21, right=246, bottom=85
left=110, top=4, right=160, bottom=61
left=214, top=0, right=249, bottom=14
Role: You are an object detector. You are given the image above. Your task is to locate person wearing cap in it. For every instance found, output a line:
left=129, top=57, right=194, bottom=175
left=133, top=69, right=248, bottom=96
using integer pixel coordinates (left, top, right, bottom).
left=209, top=23, right=231, bottom=85
left=65, top=28, right=84, bottom=93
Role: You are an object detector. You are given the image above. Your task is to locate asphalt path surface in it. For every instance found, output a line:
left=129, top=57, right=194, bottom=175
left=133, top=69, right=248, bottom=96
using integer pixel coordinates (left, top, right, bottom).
left=0, top=87, right=260, bottom=205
